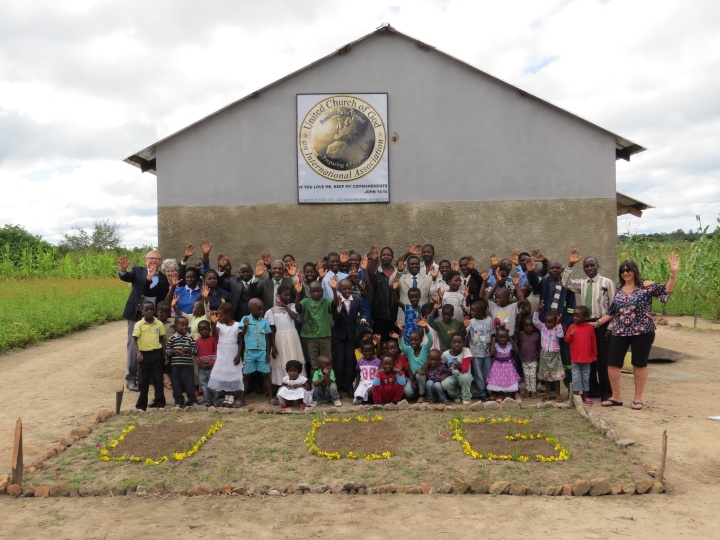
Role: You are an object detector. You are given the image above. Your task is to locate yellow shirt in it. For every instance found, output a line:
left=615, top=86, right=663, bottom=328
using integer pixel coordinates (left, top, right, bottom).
left=133, top=318, right=165, bottom=351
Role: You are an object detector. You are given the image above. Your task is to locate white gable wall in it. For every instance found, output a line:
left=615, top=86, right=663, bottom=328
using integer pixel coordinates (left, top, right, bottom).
left=156, top=31, right=616, bottom=207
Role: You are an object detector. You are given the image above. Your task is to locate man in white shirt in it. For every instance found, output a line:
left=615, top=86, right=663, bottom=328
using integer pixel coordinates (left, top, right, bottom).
left=321, top=252, right=349, bottom=299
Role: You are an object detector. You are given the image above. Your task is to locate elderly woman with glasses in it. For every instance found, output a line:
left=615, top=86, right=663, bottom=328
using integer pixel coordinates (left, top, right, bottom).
left=590, top=255, right=680, bottom=410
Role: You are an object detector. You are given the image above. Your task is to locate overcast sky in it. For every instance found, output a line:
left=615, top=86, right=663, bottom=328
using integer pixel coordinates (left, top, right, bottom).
left=2, top=0, right=719, bottom=247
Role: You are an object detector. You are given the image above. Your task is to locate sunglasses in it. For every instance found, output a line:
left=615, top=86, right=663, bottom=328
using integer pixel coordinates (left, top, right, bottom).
left=620, top=268, right=634, bottom=274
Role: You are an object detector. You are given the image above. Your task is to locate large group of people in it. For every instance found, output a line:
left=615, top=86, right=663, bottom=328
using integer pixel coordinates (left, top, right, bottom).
left=118, top=240, right=679, bottom=412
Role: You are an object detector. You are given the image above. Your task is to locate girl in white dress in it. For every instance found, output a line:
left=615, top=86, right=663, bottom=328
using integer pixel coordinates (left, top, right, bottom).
left=266, top=285, right=305, bottom=390
left=276, top=360, right=312, bottom=409
left=208, top=303, right=246, bottom=408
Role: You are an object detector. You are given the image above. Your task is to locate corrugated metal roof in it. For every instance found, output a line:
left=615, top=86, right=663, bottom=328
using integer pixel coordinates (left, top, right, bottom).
left=124, top=24, right=647, bottom=174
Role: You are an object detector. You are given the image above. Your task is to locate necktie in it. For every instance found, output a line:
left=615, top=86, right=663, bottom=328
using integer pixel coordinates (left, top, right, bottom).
left=585, top=279, right=594, bottom=311
left=273, top=279, right=280, bottom=299
left=412, top=275, right=418, bottom=288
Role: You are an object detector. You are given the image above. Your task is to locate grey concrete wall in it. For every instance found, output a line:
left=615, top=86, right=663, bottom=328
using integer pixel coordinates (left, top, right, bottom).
left=156, top=31, right=617, bottom=208
left=157, top=198, right=618, bottom=274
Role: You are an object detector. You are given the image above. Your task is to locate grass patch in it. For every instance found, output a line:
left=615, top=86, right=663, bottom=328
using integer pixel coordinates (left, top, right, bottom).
left=28, top=409, right=645, bottom=491
left=0, top=278, right=128, bottom=353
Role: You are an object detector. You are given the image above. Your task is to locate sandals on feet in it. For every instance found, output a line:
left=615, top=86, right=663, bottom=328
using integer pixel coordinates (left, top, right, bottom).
left=555, top=395, right=564, bottom=402
left=631, top=401, right=644, bottom=410
left=601, top=399, right=624, bottom=407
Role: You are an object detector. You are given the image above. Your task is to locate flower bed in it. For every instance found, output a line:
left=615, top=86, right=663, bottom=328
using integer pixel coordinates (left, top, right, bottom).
left=100, top=420, right=224, bottom=464
left=449, top=416, right=570, bottom=462
left=306, top=415, right=393, bottom=460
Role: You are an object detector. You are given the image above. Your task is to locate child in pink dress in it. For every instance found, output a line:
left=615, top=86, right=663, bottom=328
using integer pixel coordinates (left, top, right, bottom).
left=486, top=328, right=522, bottom=402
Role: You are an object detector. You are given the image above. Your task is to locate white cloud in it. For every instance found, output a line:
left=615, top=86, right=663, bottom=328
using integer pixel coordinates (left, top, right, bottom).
left=1, top=0, right=719, bottom=247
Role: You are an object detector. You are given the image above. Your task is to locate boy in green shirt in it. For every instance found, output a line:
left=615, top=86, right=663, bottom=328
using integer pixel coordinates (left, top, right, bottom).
left=295, top=280, right=332, bottom=372
left=427, top=303, right=465, bottom=352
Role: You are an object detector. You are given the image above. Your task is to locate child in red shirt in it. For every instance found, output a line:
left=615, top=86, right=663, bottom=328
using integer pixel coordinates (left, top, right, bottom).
left=384, top=340, right=414, bottom=400
left=564, top=306, right=597, bottom=404
left=196, top=320, right=219, bottom=406
left=372, top=355, right=407, bottom=404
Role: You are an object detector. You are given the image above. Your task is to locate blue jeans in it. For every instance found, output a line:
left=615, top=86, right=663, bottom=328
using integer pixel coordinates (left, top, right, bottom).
left=403, top=379, right=416, bottom=399
left=571, top=363, right=591, bottom=392
left=198, top=368, right=219, bottom=405
left=314, top=383, right=341, bottom=403
left=415, top=373, right=427, bottom=396
left=471, top=356, right=492, bottom=398
left=425, top=380, right=447, bottom=402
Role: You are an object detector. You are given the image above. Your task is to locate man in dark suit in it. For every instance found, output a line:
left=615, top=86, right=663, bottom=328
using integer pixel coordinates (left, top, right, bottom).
left=248, top=259, right=295, bottom=311
left=217, top=256, right=253, bottom=321
left=330, top=277, right=369, bottom=396
left=118, top=251, right=170, bottom=391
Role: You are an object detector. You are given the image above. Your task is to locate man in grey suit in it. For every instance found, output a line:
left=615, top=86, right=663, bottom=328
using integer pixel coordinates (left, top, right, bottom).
left=396, top=255, right=432, bottom=324
left=118, top=251, right=170, bottom=391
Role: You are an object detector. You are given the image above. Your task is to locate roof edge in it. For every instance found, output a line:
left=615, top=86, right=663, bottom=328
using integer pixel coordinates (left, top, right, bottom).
left=123, top=24, right=646, bottom=171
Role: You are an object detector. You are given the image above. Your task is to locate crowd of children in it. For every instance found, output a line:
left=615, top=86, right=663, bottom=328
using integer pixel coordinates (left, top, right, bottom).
left=128, top=243, right=602, bottom=411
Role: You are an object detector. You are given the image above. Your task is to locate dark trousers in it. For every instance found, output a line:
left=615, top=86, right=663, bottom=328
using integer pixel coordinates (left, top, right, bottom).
left=136, top=349, right=164, bottom=410
left=332, top=337, right=357, bottom=392
left=590, top=323, right=612, bottom=399
left=126, top=319, right=139, bottom=383
left=372, top=317, right=397, bottom=343
left=172, top=364, right=197, bottom=405
left=560, top=339, right=572, bottom=390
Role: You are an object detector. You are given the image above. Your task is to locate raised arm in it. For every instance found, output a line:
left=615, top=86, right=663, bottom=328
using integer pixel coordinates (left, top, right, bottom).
left=665, top=254, right=680, bottom=294
left=293, top=280, right=304, bottom=312
left=117, top=255, right=135, bottom=282
left=392, top=276, right=404, bottom=309
left=329, top=276, right=340, bottom=307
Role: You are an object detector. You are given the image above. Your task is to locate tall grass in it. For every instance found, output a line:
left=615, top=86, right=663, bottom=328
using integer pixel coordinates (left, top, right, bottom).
left=0, top=278, right=129, bottom=353
left=619, top=230, right=720, bottom=323
left=0, top=245, right=137, bottom=280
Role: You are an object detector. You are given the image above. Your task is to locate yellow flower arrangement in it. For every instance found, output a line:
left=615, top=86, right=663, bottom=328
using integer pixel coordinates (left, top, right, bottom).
left=448, top=417, right=569, bottom=463
left=306, top=415, right=391, bottom=460
left=98, top=420, right=224, bottom=464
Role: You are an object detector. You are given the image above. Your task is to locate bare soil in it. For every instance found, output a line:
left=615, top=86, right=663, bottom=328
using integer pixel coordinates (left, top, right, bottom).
left=463, top=420, right=561, bottom=457
left=107, top=419, right=211, bottom=460
left=1, top=318, right=719, bottom=538
left=313, top=418, right=400, bottom=456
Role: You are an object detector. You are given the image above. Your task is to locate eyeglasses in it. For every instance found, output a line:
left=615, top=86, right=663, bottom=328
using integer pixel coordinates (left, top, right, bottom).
left=620, top=268, right=633, bottom=274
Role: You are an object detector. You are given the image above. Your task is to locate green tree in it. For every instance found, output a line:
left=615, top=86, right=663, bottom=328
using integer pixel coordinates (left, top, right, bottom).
left=60, top=219, right=124, bottom=252
left=0, top=224, right=53, bottom=263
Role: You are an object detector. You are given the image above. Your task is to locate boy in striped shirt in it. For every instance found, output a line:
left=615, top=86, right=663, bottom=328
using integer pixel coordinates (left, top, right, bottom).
left=166, top=316, right=199, bottom=408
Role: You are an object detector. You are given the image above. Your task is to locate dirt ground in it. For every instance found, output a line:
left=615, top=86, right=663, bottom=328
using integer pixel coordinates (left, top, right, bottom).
left=0, top=318, right=718, bottom=538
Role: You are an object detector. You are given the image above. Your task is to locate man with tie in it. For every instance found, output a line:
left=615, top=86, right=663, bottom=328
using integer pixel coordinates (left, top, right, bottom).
left=217, top=256, right=253, bottom=321
left=249, top=258, right=296, bottom=311
left=118, top=251, right=170, bottom=391
left=397, top=255, right=432, bottom=325
left=562, top=248, right=616, bottom=401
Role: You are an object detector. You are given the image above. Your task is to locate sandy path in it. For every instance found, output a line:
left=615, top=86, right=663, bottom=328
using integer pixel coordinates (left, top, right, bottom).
left=1, top=319, right=718, bottom=538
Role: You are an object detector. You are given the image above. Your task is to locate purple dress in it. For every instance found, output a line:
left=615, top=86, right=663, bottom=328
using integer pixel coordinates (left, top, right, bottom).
left=487, top=342, right=521, bottom=393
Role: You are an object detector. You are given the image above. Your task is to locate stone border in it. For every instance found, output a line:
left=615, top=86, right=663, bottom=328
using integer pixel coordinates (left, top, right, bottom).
left=0, top=399, right=665, bottom=498
left=570, top=394, right=668, bottom=493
